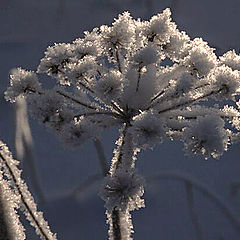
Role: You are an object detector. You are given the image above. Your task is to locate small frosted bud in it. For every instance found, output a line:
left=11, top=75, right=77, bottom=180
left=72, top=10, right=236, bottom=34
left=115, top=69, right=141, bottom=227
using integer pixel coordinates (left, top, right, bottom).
left=93, top=70, right=123, bottom=102
left=73, top=36, right=100, bottom=59
left=5, top=68, right=41, bottom=103
left=37, top=43, right=73, bottom=77
left=100, top=12, right=135, bottom=55
left=219, top=50, right=240, bottom=71
left=65, top=56, right=98, bottom=86
left=163, top=30, right=191, bottom=60
left=175, top=72, right=196, bottom=94
left=28, top=91, right=73, bottom=131
left=183, top=38, right=217, bottom=77
left=60, top=117, right=102, bottom=147
left=213, top=65, right=240, bottom=98
left=143, top=8, right=176, bottom=44
left=130, top=111, right=165, bottom=149
left=100, top=169, right=145, bottom=212
left=183, top=115, right=230, bottom=159
left=132, top=46, right=158, bottom=67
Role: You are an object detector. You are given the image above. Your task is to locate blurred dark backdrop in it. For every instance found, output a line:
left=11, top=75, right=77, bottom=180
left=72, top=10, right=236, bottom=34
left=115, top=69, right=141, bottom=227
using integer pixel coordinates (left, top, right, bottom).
left=1, top=0, right=240, bottom=239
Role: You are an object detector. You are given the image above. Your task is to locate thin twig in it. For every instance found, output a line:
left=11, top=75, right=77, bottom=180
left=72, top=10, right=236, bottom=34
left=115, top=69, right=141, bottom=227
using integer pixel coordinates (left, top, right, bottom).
left=56, top=90, right=97, bottom=110
left=93, top=138, right=108, bottom=176
left=74, top=110, right=121, bottom=119
left=158, top=87, right=224, bottom=115
left=110, top=101, right=126, bottom=117
left=116, top=49, right=122, bottom=73
left=135, top=66, right=142, bottom=92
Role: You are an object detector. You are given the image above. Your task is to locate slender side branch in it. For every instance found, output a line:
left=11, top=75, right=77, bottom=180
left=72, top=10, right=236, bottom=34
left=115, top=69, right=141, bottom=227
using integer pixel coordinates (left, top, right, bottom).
left=136, top=66, right=142, bottom=92
left=56, top=90, right=97, bottom=110
left=93, top=138, right=108, bottom=175
left=158, top=87, right=224, bottom=115
left=150, top=84, right=170, bottom=103
left=116, top=49, right=122, bottom=73
left=74, top=111, right=122, bottom=119
left=150, top=82, right=211, bottom=110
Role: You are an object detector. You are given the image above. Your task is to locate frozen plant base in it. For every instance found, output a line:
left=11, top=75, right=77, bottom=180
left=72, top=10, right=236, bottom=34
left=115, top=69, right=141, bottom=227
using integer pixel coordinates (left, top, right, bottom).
left=5, top=8, right=240, bottom=240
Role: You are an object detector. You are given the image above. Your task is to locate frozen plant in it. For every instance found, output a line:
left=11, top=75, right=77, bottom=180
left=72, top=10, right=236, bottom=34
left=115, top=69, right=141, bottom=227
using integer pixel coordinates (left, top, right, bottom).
left=5, top=8, right=240, bottom=239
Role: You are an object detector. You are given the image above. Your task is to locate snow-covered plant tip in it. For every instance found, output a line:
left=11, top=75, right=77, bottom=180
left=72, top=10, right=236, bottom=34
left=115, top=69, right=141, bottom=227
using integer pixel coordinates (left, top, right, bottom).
left=5, top=8, right=240, bottom=239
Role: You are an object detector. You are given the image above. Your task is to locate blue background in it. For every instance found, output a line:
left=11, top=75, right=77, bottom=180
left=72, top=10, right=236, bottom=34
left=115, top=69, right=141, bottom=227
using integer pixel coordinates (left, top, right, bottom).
left=1, top=0, right=240, bottom=239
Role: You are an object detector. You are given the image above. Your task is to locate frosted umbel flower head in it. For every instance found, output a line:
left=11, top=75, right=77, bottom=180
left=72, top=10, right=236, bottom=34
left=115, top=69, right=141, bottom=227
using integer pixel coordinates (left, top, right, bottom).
left=5, top=8, right=240, bottom=240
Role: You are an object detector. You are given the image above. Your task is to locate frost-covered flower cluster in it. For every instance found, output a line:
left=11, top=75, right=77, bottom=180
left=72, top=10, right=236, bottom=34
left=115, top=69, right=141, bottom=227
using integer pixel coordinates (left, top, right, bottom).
left=5, top=8, right=240, bottom=239
left=100, top=170, right=145, bottom=212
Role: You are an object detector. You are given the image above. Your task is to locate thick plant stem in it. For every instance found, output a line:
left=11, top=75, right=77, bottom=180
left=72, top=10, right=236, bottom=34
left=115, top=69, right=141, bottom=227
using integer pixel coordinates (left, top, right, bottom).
left=0, top=175, right=26, bottom=240
left=0, top=186, right=12, bottom=240
left=111, top=209, right=121, bottom=240
left=107, top=124, right=138, bottom=240
left=107, top=208, right=133, bottom=240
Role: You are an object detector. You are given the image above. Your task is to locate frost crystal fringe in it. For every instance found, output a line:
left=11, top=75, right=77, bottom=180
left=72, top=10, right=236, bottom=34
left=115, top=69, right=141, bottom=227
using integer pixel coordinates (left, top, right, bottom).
left=0, top=175, right=26, bottom=240
left=0, top=141, right=57, bottom=240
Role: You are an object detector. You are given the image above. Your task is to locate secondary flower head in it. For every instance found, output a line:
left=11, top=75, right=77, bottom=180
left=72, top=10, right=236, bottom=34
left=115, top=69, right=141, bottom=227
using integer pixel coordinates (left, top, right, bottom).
left=5, top=68, right=41, bottom=103
left=100, top=169, right=145, bottom=212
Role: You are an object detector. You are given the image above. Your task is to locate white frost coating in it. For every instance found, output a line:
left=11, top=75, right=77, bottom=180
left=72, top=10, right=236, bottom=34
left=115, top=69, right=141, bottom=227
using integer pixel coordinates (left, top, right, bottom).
left=107, top=210, right=133, bottom=240
left=93, top=70, right=124, bottom=103
left=142, top=8, right=176, bottom=44
left=100, top=12, right=135, bottom=58
left=130, top=111, right=165, bottom=149
left=132, top=45, right=158, bottom=67
left=0, top=176, right=26, bottom=240
left=100, top=169, right=145, bottom=212
left=213, top=65, right=240, bottom=98
left=5, top=68, right=41, bottom=103
left=29, top=90, right=73, bottom=130
left=0, top=141, right=57, bottom=240
left=219, top=50, right=240, bottom=71
left=38, top=43, right=73, bottom=75
left=182, top=38, right=217, bottom=77
left=182, top=116, right=230, bottom=159
left=72, top=35, right=101, bottom=59
left=60, top=117, right=103, bottom=148
left=163, top=30, right=191, bottom=60
left=175, top=72, right=196, bottom=93
left=65, top=56, right=98, bottom=86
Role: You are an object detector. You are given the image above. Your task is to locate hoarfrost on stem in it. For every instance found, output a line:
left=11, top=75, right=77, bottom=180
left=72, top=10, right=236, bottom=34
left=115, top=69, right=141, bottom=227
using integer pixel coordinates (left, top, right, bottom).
left=0, top=141, right=57, bottom=240
left=5, top=8, right=240, bottom=239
